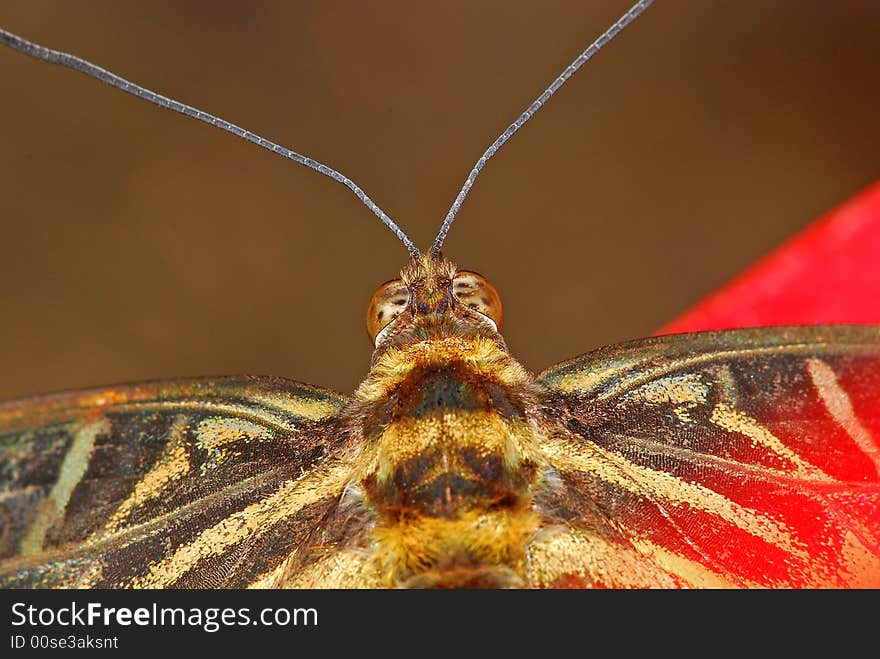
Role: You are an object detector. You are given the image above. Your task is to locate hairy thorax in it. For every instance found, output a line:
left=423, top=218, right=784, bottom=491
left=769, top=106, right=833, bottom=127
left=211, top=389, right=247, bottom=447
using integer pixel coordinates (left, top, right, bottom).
left=353, top=335, right=544, bottom=587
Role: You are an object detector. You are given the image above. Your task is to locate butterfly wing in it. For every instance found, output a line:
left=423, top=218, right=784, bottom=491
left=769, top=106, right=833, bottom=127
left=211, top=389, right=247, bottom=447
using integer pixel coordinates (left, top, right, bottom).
left=533, top=325, right=880, bottom=588
left=0, top=376, right=352, bottom=588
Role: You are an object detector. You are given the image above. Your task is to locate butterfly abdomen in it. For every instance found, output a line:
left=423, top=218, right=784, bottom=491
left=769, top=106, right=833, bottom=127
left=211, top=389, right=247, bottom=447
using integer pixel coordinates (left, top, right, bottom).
left=353, top=336, right=544, bottom=587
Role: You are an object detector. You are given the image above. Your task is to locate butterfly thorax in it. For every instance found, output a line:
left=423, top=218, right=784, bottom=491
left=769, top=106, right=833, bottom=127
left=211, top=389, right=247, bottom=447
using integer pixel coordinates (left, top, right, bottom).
left=355, top=335, right=544, bottom=587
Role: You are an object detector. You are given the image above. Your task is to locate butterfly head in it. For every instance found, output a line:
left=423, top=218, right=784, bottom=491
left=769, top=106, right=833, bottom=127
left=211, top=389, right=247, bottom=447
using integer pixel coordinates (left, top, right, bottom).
left=366, top=254, right=504, bottom=358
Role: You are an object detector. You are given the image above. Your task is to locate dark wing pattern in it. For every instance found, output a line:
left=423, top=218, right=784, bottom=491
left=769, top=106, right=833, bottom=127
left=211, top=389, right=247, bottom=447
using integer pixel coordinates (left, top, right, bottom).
left=534, top=326, right=880, bottom=588
left=0, top=376, right=351, bottom=588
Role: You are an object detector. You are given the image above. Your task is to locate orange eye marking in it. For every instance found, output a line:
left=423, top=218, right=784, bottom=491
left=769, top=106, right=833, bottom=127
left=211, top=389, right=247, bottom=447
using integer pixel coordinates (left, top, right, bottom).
left=366, top=279, right=409, bottom=344
left=452, top=271, right=503, bottom=329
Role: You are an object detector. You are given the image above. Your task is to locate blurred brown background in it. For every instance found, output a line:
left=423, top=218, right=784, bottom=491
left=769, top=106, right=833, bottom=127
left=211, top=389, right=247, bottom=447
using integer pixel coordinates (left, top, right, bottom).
left=1, top=1, right=879, bottom=401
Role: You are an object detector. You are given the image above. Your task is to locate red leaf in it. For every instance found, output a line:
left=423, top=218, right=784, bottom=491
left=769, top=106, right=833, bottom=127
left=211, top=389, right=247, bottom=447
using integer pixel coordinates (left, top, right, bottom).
left=660, top=180, right=880, bottom=333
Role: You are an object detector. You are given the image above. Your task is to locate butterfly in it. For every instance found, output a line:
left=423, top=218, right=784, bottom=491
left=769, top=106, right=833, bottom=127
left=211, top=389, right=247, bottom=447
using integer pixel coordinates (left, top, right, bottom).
left=1, top=1, right=878, bottom=588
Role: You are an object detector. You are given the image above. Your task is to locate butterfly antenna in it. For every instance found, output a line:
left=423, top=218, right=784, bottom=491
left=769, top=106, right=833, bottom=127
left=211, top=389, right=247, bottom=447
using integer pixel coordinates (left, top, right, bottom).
left=0, top=28, right=421, bottom=259
left=431, top=0, right=655, bottom=257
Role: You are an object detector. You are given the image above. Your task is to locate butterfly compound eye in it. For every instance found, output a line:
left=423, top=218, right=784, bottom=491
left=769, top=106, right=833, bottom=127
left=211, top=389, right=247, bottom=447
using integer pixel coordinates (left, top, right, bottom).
left=452, top=271, right=503, bottom=330
left=366, top=279, right=410, bottom=344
